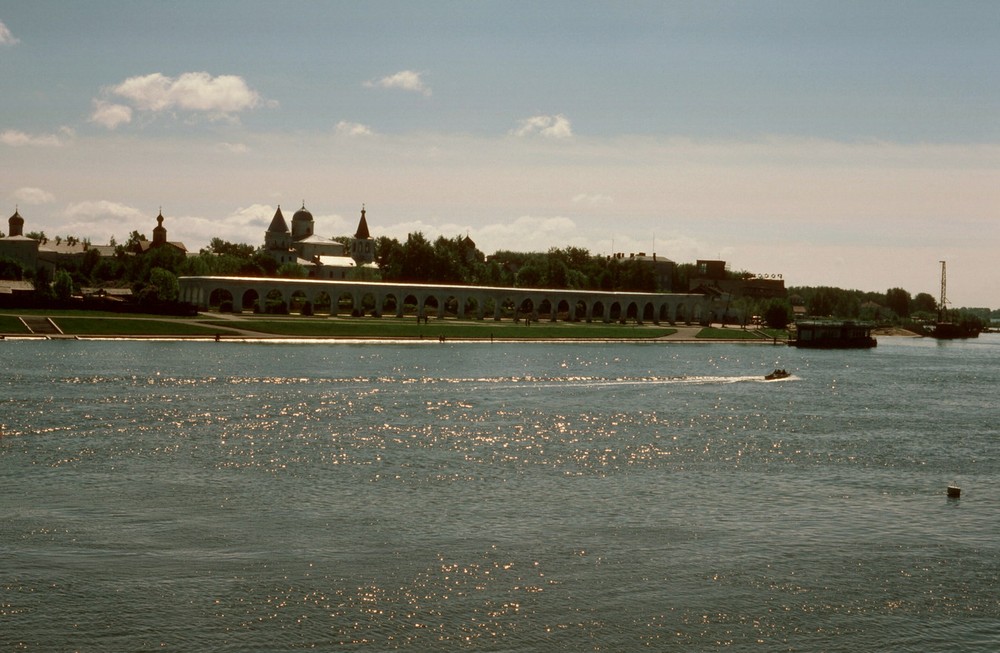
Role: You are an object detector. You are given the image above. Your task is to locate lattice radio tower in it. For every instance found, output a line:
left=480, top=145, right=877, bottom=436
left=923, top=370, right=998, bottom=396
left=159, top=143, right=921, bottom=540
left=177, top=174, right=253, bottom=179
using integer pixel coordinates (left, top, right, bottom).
left=939, top=260, right=949, bottom=321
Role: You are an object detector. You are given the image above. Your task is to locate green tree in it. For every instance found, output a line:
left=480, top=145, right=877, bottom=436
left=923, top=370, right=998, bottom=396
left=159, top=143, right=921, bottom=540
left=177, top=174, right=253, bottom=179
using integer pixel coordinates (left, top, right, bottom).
left=202, top=238, right=256, bottom=259
left=912, top=292, right=937, bottom=314
left=124, top=231, right=147, bottom=250
left=277, top=262, right=307, bottom=278
left=52, top=269, right=74, bottom=300
left=618, top=259, right=657, bottom=292
left=885, top=287, right=911, bottom=317
left=514, top=261, right=545, bottom=288
left=32, top=265, right=53, bottom=298
left=374, top=236, right=404, bottom=280
left=80, top=247, right=102, bottom=283
left=0, top=256, right=25, bottom=280
left=398, top=232, right=435, bottom=282
left=248, top=251, right=278, bottom=277
left=762, top=299, right=791, bottom=329
left=148, top=267, right=179, bottom=302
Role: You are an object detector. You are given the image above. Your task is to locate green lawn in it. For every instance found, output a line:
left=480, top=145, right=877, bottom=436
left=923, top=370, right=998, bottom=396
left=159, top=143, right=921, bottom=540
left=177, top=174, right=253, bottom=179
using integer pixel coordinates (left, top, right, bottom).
left=696, top=326, right=770, bottom=340
left=51, top=317, right=224, bottom=336
left=202, top=317, right=678, bottom=340
left=0, top=315, right=30, bottom=334
left=0, top=308, right=196, bottom=319
left=1, top=308, right=788, bottom=341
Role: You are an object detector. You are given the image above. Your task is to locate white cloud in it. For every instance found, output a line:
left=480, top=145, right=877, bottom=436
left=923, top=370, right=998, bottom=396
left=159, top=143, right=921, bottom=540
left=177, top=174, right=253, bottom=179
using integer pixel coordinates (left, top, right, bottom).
left=476, top=215, right=580, bottom=252
left=0, top=20, right=18, bottom=46
left=12, top=187, right=55, bottom=205
left=0, top=129, right=66, bottom=147
left=64, top=200, right=145, bottom=221
left=99, top=72, right=261, bottom=122
left=512, top=114, right=573, bottom=139
left=56, top=201, right=149, bottom=244
left=336, top=120, right=374, bottom=136
left=363, top=70, right=431, bottom=96
left=217, top=142, right=250, bottom=154
left=572, top=193, right=613, bottom=205
left=223, top=203, right=275, bottom=228
left=177, top=204, right=331, bottom=247
left=352, top=213, right=593, bottom=259
left=89, top=100, right=133, bottom=129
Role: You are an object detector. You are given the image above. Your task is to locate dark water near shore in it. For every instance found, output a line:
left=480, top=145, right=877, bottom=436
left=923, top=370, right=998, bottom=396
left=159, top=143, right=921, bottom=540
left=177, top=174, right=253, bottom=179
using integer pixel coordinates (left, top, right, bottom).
left=2, top=336, right=998, bottom=651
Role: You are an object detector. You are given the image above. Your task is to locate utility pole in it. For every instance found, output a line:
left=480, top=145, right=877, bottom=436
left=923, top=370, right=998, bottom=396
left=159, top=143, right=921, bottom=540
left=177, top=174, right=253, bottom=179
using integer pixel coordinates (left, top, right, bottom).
left=939, top=260, right=948, bottom=322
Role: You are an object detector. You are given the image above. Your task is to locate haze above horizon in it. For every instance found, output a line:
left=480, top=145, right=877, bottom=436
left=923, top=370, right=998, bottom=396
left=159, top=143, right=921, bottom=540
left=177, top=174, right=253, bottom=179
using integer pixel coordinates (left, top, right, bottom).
left=2, top=1, right=997, bottom=307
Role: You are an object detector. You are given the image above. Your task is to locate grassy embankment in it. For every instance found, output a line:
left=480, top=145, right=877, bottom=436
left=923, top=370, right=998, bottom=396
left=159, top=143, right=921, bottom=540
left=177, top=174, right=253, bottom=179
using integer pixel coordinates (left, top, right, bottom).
left=0, top=309, right=786, bottom=341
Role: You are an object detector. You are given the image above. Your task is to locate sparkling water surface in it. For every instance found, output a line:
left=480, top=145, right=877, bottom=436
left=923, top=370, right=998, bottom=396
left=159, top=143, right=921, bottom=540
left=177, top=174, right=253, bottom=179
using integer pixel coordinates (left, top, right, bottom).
left=2, top=336, right=998, bottom=651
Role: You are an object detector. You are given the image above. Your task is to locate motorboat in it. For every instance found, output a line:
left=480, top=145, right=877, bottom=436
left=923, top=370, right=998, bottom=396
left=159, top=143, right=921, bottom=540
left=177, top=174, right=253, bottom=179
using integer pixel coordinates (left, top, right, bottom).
left=764, top=368, right=790, bottom=381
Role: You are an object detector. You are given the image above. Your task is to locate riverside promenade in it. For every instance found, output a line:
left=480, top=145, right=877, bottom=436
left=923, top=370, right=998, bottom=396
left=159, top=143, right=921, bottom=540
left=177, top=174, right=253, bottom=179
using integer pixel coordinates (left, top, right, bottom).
left=1, top=311, right=786, bottom=343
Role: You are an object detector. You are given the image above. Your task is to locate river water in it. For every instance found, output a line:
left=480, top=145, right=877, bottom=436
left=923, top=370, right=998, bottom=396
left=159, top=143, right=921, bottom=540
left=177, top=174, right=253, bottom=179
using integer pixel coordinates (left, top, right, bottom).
left=2, top=336, right=998, bottom=651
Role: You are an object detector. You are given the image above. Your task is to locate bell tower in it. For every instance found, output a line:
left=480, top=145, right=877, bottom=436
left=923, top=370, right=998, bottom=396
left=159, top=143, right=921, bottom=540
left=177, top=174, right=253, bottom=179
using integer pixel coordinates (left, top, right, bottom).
left=349, top=205, right=375, bottom=266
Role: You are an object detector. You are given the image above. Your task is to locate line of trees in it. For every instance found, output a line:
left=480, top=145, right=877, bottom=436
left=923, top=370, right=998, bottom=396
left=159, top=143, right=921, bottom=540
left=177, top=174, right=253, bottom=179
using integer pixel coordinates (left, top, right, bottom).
left=372, top=234, right=666, bottom=292
left=2, top=227, right=994, bottom=329
left=787, top=285, right=988, bottom=332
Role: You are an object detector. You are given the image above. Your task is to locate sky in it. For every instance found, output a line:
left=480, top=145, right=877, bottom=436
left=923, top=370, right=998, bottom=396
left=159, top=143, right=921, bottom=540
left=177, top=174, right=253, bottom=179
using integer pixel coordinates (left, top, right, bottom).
left=1, top=1, right=998, bottom=307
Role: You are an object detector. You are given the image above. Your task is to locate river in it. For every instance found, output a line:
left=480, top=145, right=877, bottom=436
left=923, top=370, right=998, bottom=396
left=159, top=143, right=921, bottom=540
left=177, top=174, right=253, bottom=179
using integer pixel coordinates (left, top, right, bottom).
left=2, top=335, right=998, bottom=651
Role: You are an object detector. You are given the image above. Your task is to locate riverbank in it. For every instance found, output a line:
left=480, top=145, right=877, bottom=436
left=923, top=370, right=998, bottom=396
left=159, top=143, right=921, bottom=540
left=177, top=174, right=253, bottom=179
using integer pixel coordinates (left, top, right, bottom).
left=0, top=310, right=788, bottom=343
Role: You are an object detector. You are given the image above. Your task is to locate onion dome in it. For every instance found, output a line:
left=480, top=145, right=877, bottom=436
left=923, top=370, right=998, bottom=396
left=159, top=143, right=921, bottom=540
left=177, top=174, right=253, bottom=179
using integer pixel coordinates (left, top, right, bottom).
left=292, top=202, right=313, bottom=222
left=152, top=210, right=167, bottom=245
left=8, top=207, right=24, bottom=237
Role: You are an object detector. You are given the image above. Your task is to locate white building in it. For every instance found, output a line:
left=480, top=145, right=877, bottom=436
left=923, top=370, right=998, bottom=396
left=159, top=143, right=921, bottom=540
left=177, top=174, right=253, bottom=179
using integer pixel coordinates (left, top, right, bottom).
left=264, top=203, right=378, bottom=280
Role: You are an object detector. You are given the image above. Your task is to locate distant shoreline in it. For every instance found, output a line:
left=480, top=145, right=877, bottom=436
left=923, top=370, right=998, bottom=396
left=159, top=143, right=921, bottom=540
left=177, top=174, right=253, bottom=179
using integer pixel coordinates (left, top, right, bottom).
left=1, top=310, right=790, bottom=343
left=1, top=310, right=936, bottom=343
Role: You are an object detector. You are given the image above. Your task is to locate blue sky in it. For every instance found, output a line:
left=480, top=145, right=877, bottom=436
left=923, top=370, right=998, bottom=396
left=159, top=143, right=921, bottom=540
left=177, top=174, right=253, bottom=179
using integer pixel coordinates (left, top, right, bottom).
left=2, top=1, right=998, bottom=306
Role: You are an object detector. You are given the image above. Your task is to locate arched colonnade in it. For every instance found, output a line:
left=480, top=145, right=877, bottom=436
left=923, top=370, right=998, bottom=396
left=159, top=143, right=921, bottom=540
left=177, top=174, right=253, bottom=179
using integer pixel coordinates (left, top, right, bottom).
left=178, top=276, right=715, bottom=325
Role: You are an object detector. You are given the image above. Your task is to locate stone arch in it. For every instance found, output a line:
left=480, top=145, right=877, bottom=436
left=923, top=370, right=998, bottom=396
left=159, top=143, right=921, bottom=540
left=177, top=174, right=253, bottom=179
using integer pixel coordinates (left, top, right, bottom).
left=642, top=301, right=655, bottom=323
left=397, top=293, right=415, bottom=317
left=241, top=289, right=260, bottom=313
left=590, top=300, right=605, bottom=323
left=335, top=291, right=354, bottom=316
left=209, top=288, right=234, bottom=312
left=481, top=296, right=496, bottom=320
left=495, top=296, right=515, bottom=320
left=380, top=292, right=398, bottom=316
left=538, top=298, right=555, bottom=321
left=358, top=292, right=377, bottom=317
left=422, top=294, right=439, bottom=318
left=313, top=291, right=333, bottom=315
left=658, top=302, right=672, bottom=324
left=443, top=294, right=460, bottom=318
left=290, top=289, right=309, bottom=315
left=464, top=295, right=480, bottom=320
left=622, top=301, right=640, bottom=323
left=609, top=301, right=623, bottom=323
left=556, top=299, right=572, bottom=321
left=264, top=288, right=287, bottom=314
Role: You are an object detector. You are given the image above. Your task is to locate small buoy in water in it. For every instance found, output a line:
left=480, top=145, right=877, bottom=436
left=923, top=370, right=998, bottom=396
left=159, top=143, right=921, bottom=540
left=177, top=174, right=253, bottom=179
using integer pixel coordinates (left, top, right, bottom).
left=947, top=485, right=961, bottom=498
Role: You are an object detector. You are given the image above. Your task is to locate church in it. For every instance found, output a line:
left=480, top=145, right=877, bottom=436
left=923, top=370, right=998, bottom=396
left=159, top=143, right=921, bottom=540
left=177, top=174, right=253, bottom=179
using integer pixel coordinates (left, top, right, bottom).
left=264, top=203, right=378, bottom=280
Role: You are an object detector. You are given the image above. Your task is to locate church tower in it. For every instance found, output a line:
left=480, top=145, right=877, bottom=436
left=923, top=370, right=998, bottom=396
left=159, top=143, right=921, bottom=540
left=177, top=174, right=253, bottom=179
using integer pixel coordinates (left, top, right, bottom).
left=264, top=206, right=296, bottom=264
left=0, top=207, right=40, bottom=271
left=291, top=202, right=314, bottom=240
left=349, top=205, right=375, bottom=266
left=8, top=207, right=24, bottom=237
left=152, top=210, right=167, bottom=246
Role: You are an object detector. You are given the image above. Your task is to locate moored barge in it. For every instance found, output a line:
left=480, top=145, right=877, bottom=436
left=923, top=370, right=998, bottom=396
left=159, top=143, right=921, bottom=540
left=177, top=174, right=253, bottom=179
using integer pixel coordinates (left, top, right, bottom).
left=791, top=320, right=877, bottom=349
